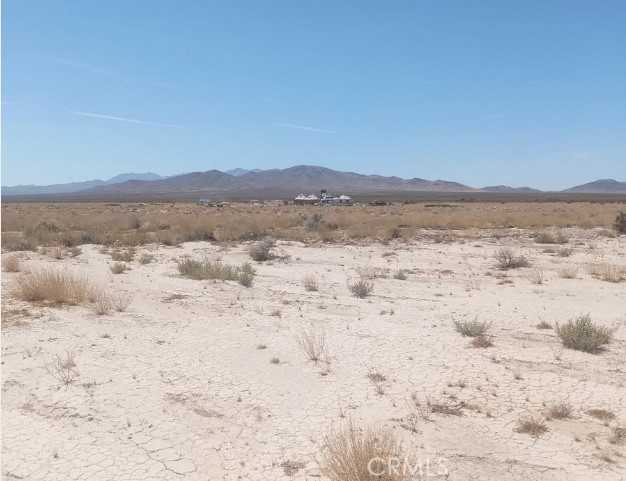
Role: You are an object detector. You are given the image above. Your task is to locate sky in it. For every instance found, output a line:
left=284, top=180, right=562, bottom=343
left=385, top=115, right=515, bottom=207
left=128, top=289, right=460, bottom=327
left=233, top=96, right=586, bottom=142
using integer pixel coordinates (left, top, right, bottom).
left=2, top=0, right=625, bottom=190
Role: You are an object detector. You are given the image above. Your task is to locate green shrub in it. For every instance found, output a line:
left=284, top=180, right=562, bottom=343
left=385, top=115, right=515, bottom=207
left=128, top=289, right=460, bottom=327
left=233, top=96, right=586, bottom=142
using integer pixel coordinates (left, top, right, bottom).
left=556, top=315, right=615, bottom=353
left=177, top=258, right=255, bottom=287
left=454, top=319, right=491, bottom=337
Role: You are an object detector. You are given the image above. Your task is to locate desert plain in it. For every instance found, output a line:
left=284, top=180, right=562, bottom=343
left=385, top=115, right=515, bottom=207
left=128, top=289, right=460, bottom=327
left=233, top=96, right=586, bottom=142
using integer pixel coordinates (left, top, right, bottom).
left=1, top=201, right=626, bottom=481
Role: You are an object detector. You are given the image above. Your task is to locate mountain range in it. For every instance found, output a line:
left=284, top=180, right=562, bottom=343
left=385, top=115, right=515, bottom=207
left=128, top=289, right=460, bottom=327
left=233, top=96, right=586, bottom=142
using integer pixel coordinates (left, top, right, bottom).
left=2, top=166, right=625, bottom=197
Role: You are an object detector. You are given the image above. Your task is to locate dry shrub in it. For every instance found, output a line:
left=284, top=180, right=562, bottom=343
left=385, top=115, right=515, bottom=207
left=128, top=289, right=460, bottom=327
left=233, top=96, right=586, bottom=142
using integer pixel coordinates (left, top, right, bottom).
left=13, top=268, right=91, bottom=305
left=454, top=318, right=490, bottom=337
left=559, top=267, right=578, bottom=279
left=113, top=292, right=133, bottom=312
left=533, top=231, right=568, bottom=244
left=248, top=238, right=276, bottom=261
left=516, top=415, right=549, bottom=437
left=586, top=263, right=625, bottom=282
left=367, top=369, right=388, bottom=395
left=303, top=275, right=319, bottom=291
left=111, top=249, right=135, bottom=262
left=89, top=291, right=113, bottom=315
left=355, top=266, right=389, bottom=280
left=393, top=269, right=407, bottom=280
left=320, top=421, right=408, bottom=481
left=588, top=409, right=616, bottom=422
left=557, top=247, right=573, bottom=257
left=526, top=267, right=545, bottom=284
left=555, top=314, right=615, bottom=353
left=547, top=401, right=573, bottom=420
left=110, top=262, right=127, bottom=274
left=494, top=248, right=529, bottom=269
left=471, top=336, right=493, bottom=348
left=139, top=253, right=154, bottom=264
left=2, top=254, right=21, bottom=272
left=349, top=280, right=373, bottom=298
left=46, top=246, right=65, bottom=260
left=296, top=328, right=327, bottom=363
left=613, top=212, right=626, bottom=234
left=184, top=228, right=215, bottom=242
left=536, top=320, right=552, bottom=329
left=45, top=351, right=80, bottom=388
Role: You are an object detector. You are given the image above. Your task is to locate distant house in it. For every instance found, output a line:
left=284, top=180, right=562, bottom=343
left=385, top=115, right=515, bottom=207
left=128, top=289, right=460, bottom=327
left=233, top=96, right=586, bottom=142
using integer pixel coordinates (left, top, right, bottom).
left=294, top=194, right=319, bottom=205
left=318, top=190, right=353, bottom=206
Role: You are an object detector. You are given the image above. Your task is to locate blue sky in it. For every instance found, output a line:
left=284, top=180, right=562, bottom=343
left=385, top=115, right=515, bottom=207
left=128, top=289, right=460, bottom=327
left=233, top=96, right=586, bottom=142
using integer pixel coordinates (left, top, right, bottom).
left=2, top=1, right=625, bottom=190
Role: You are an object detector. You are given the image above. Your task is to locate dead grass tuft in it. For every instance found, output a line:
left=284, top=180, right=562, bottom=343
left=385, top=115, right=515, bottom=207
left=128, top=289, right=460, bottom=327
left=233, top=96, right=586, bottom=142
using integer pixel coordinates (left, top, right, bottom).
left=585, top=263, right=626, bottom=282
left=13, top=268, right=92, bottom=306
left=296, top=328, right=327, bottom=364
left=320, top=421, right=407, bottom=481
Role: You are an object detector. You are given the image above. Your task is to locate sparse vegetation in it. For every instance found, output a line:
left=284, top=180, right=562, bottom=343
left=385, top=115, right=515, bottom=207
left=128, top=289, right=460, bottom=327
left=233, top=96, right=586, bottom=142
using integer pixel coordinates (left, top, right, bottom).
left=110, top=262, right=127, bottom=274
left=494, top=248, right=529, bottom=269
left=89, top=291, right=113, bottom=315
left=349, top=280, right=373, bottom=298
left=303, top=275, right=319, bottom=291
left=536, top=320, right=553, bottom=329
left=555, top=314, right=615, bottom=353
left=393, top=269, right=407, bottom=280
left=111, top=249, right=135, bottom=262
left=454, top=318, right=491, bottom=337
left=559, top=267, right=578, bottom=279
left=177, top=258, right=256, bottom=287
left=533, top=231, right=568, bottom=244
left=366, top=369, right=388, bottom=395
left=516, top=415, right=548, bottom=437
left=471, top=336, right=493, bottom=348
left=320, top=421, right=407, bottom=481
left=586, top=263, right=626, bottom=282
left=2, top=254, right=21, bottom=272
left=296, top=328, right=327, bottom=363
left=248, top=238, right=275, bottom=261
left=527, top=267, right=545, bottom=284
left=113, top=292, right=133, bottom=312
left=587, top=409, right=616, bottom=422
left=139, top=253, right=155, bottom=265
left=13, top=268, right=92, bottom=305
left=547, top=401, right=573, bottom=420
left=45, top=351, right=80, bottom=388
left=613, top=212, right=626, bottom=234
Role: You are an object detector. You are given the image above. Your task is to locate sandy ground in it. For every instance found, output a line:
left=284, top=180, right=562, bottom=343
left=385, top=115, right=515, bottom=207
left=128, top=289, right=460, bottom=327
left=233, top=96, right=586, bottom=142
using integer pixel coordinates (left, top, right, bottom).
left=2, top=228, right=625, bottom=481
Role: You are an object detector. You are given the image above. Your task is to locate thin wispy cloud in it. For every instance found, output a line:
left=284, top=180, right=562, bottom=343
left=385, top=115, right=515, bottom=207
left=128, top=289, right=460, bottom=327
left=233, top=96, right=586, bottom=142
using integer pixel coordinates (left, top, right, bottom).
left=274, top=123, right=335, bottom=134
left=50, top=58, right=125, bottom=81
left=72, top=111, right=182, bottom=128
